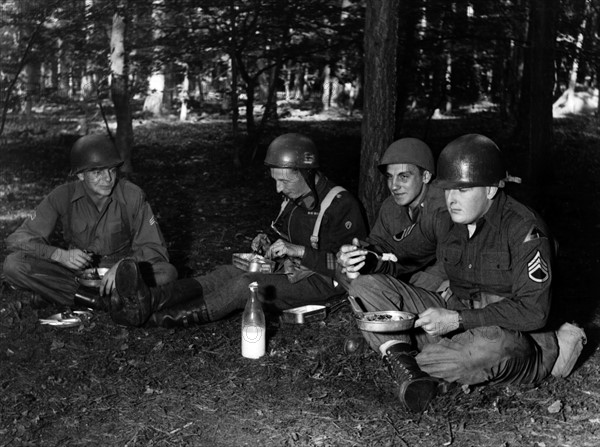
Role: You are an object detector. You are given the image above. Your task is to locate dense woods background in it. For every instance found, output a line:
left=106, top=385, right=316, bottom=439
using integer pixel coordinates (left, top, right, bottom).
left=3, top=2, right=600, bottom=445
left=2, top=0, right=600, bottom=221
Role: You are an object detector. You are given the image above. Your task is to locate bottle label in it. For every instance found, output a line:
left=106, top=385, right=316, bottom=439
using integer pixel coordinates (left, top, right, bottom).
left=242, top=324, right=265, bottom=358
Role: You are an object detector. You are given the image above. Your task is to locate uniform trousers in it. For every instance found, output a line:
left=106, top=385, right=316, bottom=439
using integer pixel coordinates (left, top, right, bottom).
left=349, top=274, right=559, bottom=385
left=189, top=265, right=346, bottom=321
left=3, top=252, right=178, bottom=306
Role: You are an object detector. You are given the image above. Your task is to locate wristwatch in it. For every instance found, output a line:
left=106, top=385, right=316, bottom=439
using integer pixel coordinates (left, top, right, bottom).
left=456, top=310, right=465, bottom=331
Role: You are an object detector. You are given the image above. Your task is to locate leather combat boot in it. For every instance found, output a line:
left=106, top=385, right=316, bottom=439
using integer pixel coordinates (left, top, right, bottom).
left=383, top=343, right=439, bottom=413
left=110, top=258, right=205, bottom=327
left=146, top=298, right=210, bottom=328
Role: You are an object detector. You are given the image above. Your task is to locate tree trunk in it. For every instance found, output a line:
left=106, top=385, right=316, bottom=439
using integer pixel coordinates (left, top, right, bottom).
left=596, top=4, right=600, bottom=125
left=257, top=58, right=270, bottom=103
left=551, top=0, right=589, bottom=116
left=0, top=14, right=44, bottom=138
left=360, top=0, right=400, bottom=225
left=395, top=0, right=418, bottom=134
left=163, top=62, right=174, bottom=114
left=179, top=66, right=189, bottom=121
left=229, top=0, right=239, bottom=138
left=423, top=3, right=450, bottom=123
left=57, top=38, right=71, bottom=98
left=142, top=0, right=165, bottom=117
left=244, top=78, right=256, bottom=134
left=23, top=58, right=41, bottom=115
left=516, top=0, right=558, bottom=207
left=110, top=10, right=133, bottom=173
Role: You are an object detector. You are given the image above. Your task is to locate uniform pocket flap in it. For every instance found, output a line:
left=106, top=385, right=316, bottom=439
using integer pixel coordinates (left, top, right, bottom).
left=481, top=251, right=511, bottom=270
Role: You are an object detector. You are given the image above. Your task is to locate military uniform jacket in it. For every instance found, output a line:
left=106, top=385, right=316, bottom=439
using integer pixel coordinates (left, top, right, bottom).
left=375, top=191, right=553, bottom=333
left=367, top=184, right=446, bottom=269
left=6, top=179, right=170, bottom=265
left=271, top=175, right=367, bottom=278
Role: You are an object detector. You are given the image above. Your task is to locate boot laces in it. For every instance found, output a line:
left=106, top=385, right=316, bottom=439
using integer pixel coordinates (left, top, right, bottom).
left=385, top=350, right=423, bottom=382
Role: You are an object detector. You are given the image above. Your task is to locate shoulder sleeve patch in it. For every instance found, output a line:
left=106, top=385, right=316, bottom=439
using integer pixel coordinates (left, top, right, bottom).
left=524, top=225, right=546, bottom=243
left=528, top=250, right=549, bottom=283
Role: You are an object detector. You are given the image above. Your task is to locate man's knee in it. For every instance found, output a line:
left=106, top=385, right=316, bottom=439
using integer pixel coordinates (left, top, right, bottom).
left=418, top=327, right=538, bottom=384
left=348, top=274, right=404, bottom=312
left=3, top=252, right=29, bottom=283
left=348, top=274, right=383, bottom=297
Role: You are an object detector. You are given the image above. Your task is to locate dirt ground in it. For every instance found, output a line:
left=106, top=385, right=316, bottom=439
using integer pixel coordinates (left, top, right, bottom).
left=1, top=111, right=600, bottom=446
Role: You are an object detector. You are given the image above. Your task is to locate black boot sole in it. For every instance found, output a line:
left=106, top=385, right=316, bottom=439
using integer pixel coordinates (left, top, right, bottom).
left=115, top=259, right=140, bottom=300
left=110, top=258, right=149, bottom=326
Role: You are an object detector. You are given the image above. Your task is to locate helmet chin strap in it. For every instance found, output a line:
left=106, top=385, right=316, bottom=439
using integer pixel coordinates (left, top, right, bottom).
left=296, top=169, right=319, bottom=211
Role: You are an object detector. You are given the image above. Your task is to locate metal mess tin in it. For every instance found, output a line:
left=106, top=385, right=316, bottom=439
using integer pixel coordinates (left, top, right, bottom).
left=348, top=296, right=415, bottom=332
left=39, top=310, right=93, bottom=328
left=280, top=305, right=327, bottom=324
left=232, top=253, right=276, bottom=273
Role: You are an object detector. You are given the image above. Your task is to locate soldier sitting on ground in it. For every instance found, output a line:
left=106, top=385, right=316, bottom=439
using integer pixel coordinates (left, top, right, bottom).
left=3, top=134, right=177, bottom=309
left=107, top=133, right=368, bottom=328
left=337, top=134, right=586, bottom=413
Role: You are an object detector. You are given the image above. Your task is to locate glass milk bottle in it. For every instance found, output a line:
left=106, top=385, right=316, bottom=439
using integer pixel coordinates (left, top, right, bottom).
left=241, top=281, right=266, bottom=359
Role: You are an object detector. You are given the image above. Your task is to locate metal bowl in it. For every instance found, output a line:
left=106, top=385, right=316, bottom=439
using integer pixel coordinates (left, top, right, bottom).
left=77, top=267, right=109, bottom=288
left=348, top=295, right=415, bottom=333
left=354, top=310, right=415, bottom=332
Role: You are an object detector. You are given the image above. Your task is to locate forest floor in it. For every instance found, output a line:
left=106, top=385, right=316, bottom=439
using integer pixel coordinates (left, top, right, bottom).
left=1, top=107, right=600, bottom=446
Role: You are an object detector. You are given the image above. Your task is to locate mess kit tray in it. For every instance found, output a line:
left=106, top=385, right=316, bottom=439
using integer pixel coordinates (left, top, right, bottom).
left=280, top=305, right=327, bottom=324
left=232, top=253, right=276, bottom=273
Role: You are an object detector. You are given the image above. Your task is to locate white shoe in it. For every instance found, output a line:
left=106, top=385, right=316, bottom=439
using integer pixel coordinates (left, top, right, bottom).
left=551, top=322, right=587, bottom=378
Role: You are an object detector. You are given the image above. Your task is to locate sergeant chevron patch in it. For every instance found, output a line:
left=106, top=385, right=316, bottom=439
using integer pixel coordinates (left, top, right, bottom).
left=528, top=250, right=549, bottom=283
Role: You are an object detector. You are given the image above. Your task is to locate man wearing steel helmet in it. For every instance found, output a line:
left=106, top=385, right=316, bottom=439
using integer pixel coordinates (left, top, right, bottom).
left=106, top=133, right=367, bottom=328
left=336, top=137, right=447, bottom=287
left=340, top=134, right=582, bottom=413
left=3, top=134, right=177, bottom=309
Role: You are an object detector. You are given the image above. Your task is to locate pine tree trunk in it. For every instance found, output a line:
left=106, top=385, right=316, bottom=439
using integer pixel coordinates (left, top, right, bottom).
left=110, top=10, right=133, bottom=173
left=526, top=0, right=557, bottom=189
left=515, top=0, right=557, bottom=210
left=360, top=0, right=400, bottom=225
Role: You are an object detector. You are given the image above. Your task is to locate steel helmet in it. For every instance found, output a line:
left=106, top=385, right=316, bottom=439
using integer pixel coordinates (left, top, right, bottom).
left=378, top=138, right=435, bottom=174
left=70, top=134, right=123, bottom=175
left=435, top=134, right=506, bottom=189
left=264, top=133, right=319, bottom=169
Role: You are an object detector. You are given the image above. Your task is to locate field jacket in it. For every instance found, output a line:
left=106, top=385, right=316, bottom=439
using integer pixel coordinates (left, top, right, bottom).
left=370, top=191, right=553, bottom=332
left=6, top=179, right=170, bottom=265
left=271, top=174, right=367, bottom=280
left=367, top=184, right=447, bottom=272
